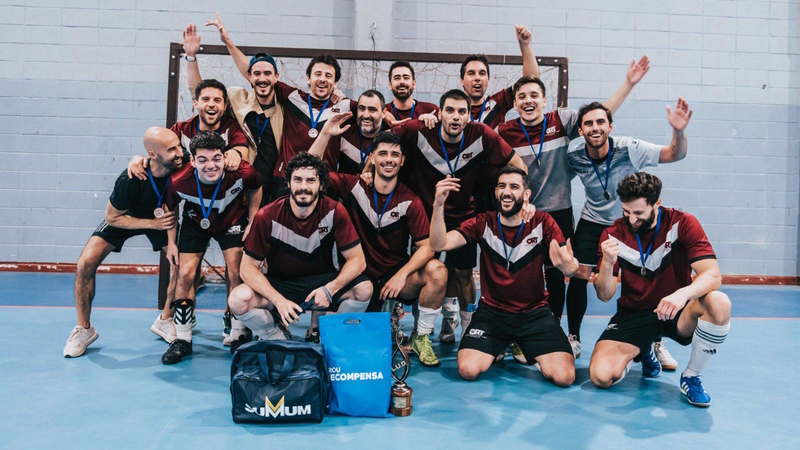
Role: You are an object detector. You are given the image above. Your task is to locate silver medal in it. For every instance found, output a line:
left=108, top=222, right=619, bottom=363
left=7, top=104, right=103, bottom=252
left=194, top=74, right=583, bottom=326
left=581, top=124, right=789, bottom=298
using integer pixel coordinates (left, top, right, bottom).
left=603, top=190, right=611, bottom=200
left=640, top=267, right=646, bottom=276
left=308, top=128, right=319, bottom=138
left=200, top=218, right=210, bottom=229
left=153, top=208, right=165, bottom=218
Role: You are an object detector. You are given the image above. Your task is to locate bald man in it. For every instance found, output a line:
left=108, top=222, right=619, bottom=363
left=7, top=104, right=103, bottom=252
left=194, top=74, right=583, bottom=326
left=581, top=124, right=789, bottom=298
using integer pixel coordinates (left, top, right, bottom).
left=63, top=127, right=185, bottom=358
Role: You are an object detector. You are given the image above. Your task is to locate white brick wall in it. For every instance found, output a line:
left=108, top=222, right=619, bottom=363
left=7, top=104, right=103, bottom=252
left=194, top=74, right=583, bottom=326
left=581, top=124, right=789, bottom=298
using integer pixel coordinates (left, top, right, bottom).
left=1, top=0, right=798, bottom=276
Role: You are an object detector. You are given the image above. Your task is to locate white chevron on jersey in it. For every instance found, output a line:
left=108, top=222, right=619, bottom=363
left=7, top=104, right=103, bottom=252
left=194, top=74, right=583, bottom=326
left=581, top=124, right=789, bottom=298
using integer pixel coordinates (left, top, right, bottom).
left=513, top=136, right=570, bottom=161
left=612, top=222, right=680, bottom=272
left=481, top=222, right=544, bottom=264
left=417, top=131, right=485, bottom=176
left=180, top=128, right=231, bottom=151
left=177, top=177, right=245, bottom=213
left=270, top=209, right=335, bottom=254
left=340, top=137, right=366, bottom=165
left=477, top=98, right=498, bottom=122
left=286, top=90, right=352, bottom=124
left=350, top=182, right=412, bottom=229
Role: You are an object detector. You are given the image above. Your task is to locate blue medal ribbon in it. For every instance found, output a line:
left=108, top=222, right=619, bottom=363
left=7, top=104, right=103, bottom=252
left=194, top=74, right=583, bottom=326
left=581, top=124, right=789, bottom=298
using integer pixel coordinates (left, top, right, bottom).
left=470, top=99, right=487, bottom=122
left=437, top=125, right=467, bottom=176
left=307, top=95, right=332, bottom=133
left=193, top=169, right=224, bottom=223
left=584, top=137, right=616, bottom=200
left=373, top=185, right=398, bottom=232
left=391, top=100, right=416, bottom=121
left=519, top=115, right=547, bottom=168
left=146, top=166, right=170, bottom=210
left=635, top=207, right=663, bottom=276
left=255, top=114, right=270, bottom=144
left=357, top=127, right=372, bottom=163
left=497, top=213, right=525, bottom=270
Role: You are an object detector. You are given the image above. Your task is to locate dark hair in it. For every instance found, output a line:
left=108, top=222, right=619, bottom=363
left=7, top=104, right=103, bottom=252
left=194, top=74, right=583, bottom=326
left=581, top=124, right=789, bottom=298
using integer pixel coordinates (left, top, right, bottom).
left=577, top=102, right=613, bottom=126
left=460, top=54, right=490, bottom=79
left=617, top=172, right=662, bottom=205
left=497, top=165, right=529, bottom=189
left=359, top=89, right=386, bottom=108
left=194, top=79, right=228, bottom=106
left=189, top=130, right=226, bottom=156
left=306, top=54, right=341, bottom=82
left=389, top=61, right=415, bottom=80
left=439, top=89, right=471, bottom=109
left=371, top=131, right=405, bottom=155
left=512, top=75, right=547, bottom=98
left=285, top=151, right=330, bottom=195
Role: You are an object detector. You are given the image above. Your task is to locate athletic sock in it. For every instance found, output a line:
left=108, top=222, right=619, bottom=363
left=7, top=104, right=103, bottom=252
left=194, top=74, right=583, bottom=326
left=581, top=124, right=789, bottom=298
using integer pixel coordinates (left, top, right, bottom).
left=172, top=299, right=194, bottom=342
left=683, top=319, right=729, bottom=377
left=459, top=310, right=473, bottom=336
left=338, top=298, right=369, bottom=313
left=442, top=296, right=459, bottom=320
left=416, top=306, right=441, bottom=336
left=612, top=360, right=634, bottom=386
left=237, top=308, right=282, bottom=340
left=230, top=315, right=245, bottom=342
left=545, top=268, right=566, bottom=319
left=566, top=278, right=589, bottom=341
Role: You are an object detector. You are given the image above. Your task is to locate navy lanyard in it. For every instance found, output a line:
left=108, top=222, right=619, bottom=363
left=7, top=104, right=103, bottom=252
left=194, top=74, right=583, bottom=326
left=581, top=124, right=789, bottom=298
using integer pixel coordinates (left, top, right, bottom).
left=437, top=126, right=467, bottom=176
left=255, top=115, right=270, bottom=144
left=392, top=101, right=416, bottom=120
left=584, top=138, right=616, bottom=200
left=373, top=185, right=398, bottom=231
left=635, top=207, right=663, bottom=275
left=146, top=166, right=170, bottom=208
left=470, top=99, right=487, bottom=122
left=193, top=170, right=224, bottom=221
left=497, top=213, right=525, bottom=270
left=307, top=95, right=332, bottom=131
left=357, top=128, right=372, bottom=163
left=519, top=115, right=547, bottom=167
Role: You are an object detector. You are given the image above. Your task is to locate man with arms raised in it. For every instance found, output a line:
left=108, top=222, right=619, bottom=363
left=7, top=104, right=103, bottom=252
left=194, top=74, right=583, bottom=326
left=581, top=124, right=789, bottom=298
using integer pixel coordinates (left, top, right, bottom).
left=382, top=61, right=439, bottom=126
left=567, top=99, right=691, bottom=370
left=63, top=127, right=183, bottom=358
left=591, top=172, right=730, bottom=408
left=160, top=131, right=262, bottom=364
left=326, top=131, right=448, bottom=367
left=430, top=167, right=579, bottom=384
left=228, top=152, right=372, bottom=343
left=393, top=89, right=528, bottom=343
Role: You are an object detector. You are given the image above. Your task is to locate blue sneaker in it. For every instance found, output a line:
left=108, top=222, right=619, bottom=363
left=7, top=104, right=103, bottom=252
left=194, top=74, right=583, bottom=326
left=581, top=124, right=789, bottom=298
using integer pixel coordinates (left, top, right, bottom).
left=641, top=343, right=662, bottom=378
left=680, top=374, right=712, bottom=407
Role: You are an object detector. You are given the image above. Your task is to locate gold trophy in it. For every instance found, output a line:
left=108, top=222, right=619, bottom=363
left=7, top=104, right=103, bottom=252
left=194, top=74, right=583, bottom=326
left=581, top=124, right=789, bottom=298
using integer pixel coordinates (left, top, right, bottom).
left=390, top=303, right=412, bottom=416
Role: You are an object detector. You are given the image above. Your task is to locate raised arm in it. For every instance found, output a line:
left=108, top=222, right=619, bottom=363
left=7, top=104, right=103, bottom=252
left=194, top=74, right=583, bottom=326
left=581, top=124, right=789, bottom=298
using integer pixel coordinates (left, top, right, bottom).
left=593, top=237, right=620, bottom=302
left=206, top=12, right=250, bottom=81
left=604, top=55, right=650, bottom=114
left=429, top=177, right=469, bottom=252
left=516, top=25, right=540, bottom=78
left=659, top=97, right=692, bottom=163
left=183, top=24, right=202, bottom=89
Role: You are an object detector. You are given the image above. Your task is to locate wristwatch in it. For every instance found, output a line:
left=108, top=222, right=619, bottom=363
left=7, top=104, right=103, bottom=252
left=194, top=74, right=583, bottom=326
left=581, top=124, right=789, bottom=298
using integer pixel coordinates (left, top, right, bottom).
left=185, top=55, right=197, bottom=62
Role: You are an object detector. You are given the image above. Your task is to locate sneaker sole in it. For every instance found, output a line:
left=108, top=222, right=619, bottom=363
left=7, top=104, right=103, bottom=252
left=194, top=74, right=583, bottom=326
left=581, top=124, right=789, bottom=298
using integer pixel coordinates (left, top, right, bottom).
left=680, top=386, right=711, bottom=407
left=63, top=331, right=99, bottom=358
left=439, top=334, right=455, bottom=344
left=150, top=324, right=175, bottom=344
left=411, top=351, right=441, bottom=367
left=660, top=362, right=678, bottom=371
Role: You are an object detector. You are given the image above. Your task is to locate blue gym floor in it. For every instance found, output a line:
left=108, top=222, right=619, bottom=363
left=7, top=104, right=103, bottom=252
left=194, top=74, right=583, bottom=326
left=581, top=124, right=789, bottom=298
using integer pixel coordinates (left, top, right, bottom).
left=1, top=272, right=798, bottom=448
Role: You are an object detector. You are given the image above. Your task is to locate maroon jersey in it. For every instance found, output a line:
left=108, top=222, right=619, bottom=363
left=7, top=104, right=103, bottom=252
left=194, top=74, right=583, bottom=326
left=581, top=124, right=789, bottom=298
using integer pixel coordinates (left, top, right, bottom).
left=322, top=119, right=372, bottom=175
left=393, top=120, right=515, bottom=222
left=164, top=162, right=261, bottom=234
left=471, top=87, right=514, bottom=129
left=170, top=115, right=248, bottom=153
left=243, top=195, right=361, bottom=278
left=273, top=81, right=355, bottom=178
left=388, top=100, right=439, bottom=121
left=596, top=207, right=717, bottom=311
left=458, top=210, right=565, bottom=313
left=328, top=173, right=430, bottom=279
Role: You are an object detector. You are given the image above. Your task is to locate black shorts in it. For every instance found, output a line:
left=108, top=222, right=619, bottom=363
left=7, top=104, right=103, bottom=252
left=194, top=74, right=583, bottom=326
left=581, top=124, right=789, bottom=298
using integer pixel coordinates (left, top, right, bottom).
left=267, top=272, right=371, bottom=312
left=597, top=306, right=692, bottom=354
left=178, top=215, right=248, bottom=254
left=366, top=263, right=416, bottom=312
left=460, top=304, right=573, bottom=363
left=542, top=207, right=575, bottom=268
left=92, top=221, right=167, bottom=252
left=573, top=218, right=608, bottom=266
left=441, top=220, right=477, bottom=270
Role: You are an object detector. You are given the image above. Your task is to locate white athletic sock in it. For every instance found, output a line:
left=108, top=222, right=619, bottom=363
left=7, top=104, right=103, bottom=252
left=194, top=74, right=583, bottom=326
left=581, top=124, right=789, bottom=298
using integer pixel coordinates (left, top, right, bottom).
left=683, top=319, right=729, bottom=377
left=612, top=360, right=634, bottom=386
left=338, top=298, right=369, bottom=313
left=416, top=306, right=441, bottom=336
left=442, top=296, right=459, bottom=319
left=238, top=308, right=282, bottom=340
left=459, top=311, right=473, bottom=337
left=230, top=315, right=246, bottom=341
left=173, top=299, right=194, bottom=342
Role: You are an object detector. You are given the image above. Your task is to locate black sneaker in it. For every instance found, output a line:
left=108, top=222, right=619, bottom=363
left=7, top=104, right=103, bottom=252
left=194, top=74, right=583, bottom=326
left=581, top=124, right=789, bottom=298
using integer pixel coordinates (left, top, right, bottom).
left=162, top=339, right=192, bottom=365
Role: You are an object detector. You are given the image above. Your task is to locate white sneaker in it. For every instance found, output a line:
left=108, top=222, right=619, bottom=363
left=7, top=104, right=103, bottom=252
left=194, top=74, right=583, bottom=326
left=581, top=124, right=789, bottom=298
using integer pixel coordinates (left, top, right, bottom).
left=568, top=334, right=581, bottom=359
left=63, top=325, right=99, bottom=358
left=151, top=314, right=176, bottom=343
left=439, top=317, right=458, bottom=344
left=654, top=341, right=678, bottom=371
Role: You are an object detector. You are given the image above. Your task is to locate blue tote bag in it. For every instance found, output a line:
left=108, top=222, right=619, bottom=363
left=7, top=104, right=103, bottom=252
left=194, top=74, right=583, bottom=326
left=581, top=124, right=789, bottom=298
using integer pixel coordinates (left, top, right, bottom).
left=319, top=312, right=393, bottom=418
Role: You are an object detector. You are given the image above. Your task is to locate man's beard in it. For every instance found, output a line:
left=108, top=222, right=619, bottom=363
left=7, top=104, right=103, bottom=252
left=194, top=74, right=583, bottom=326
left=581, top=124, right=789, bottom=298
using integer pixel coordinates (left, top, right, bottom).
left=497, top=195, right=524, bottom=218
left=585, top=132, right=609, bottom=151
left=199, top=111, right=222, bottom=128
left=392, top=85, right=413, bottom=101
left=157, top=154, right=182, bottom=171
left=359, top=118, right=379, bottom=136
left=291, top=188, right=319, bottom=207
left=443, top=121, right=464, bottom=139
left=253, top=81, right=273, bottom=100
left=628, top=209, right=657, bottom=233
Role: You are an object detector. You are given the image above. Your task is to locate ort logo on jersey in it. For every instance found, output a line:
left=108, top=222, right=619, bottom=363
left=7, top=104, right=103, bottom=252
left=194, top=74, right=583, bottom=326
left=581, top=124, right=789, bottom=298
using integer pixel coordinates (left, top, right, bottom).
left=546, top=126, right=556, bottom=135
left=318, top=226, right=329, bottom=234
left=665, top=241, right=671, bottom=249
left=527, top=237, right=539, bottom=244
left=468, top=328, right=485, bottom=338
left=390, top=211, right=400, bottom=219
left=244, top=395, right=312, bottom=419
left=228, top=225, right=243, bottom=234
left=230, top=186, right=242, bottom=196
left=461, top=152, right=473, bottom=161
left=331, top=106, right=341, bottom=113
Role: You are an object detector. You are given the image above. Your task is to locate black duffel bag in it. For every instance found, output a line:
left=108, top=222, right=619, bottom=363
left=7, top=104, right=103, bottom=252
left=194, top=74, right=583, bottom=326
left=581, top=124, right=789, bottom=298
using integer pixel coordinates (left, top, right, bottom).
left=230, top=339, right=329, bottom=424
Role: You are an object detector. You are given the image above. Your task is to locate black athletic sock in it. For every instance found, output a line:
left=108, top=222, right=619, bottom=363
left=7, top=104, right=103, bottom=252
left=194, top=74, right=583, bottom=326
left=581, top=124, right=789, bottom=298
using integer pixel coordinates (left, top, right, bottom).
left=566, top=278, right=588, bottom=341
left=545, top=268, right=566, bottom=319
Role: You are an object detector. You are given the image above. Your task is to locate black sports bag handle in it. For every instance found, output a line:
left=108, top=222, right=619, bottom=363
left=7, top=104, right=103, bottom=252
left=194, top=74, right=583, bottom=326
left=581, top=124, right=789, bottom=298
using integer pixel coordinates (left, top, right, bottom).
left=257, top=351, right=296, bottom=385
